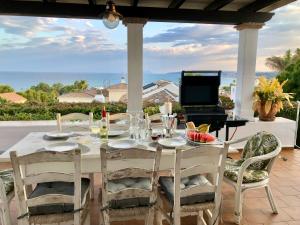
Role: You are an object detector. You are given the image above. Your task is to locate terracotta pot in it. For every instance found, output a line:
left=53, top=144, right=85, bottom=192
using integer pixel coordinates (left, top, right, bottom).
left=257, top=102, right=278, bottom=121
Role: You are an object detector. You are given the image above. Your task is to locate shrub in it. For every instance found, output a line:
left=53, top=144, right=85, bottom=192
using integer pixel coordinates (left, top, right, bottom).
left=276, top=101, right=298, bottom=121
left=219, top=95, right=234, bottom=110
left=0, top=102, right=127, bottom=121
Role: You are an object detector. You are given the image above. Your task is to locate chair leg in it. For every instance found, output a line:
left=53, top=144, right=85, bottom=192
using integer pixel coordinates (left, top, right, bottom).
left=265, top=185, right=278, bottom=214
left=197, top=211, right=206, bottom=225
left=155, top=209, right=163, bottom=225
left=101, top=210, right=110, bottom=225
left=145, top=207, right=155, bottom=225
left=234, top=189, right=243, bottom=224
left=89, top=173, right=94, bottom=200
left=1, top=200, right=12, bottom=225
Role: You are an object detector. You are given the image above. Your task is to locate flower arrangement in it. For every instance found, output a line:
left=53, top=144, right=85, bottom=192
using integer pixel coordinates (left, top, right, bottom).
left=253, top=76, right=293, bottom=121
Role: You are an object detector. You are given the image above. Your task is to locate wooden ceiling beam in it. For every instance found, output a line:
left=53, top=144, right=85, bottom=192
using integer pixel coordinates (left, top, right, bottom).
left=88, top=0, right=97, bottom=6
left=0, top=1, right=274, bottom=25
left=168, top=0, right=186, bottom=9
left=239, top=0, right=282, bottom=12
left=204, top=0, right=234, bottom=11
left=132, top=0, right=139, bottom=7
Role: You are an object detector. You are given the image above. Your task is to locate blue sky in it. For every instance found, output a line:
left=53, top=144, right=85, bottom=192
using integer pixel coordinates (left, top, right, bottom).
left=0, top=1, right=299, bottom=74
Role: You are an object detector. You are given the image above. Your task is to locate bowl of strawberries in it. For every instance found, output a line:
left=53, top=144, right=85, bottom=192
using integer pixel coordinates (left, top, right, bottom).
left=185, top=122, right=217, bottom=145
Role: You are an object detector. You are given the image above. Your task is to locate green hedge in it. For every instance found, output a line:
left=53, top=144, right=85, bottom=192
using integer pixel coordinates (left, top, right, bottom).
left=0, top=101, right=297, bottom=121
left=276, top=101, right=298, bottom=121
left=0, top=102, right=127, bottom=121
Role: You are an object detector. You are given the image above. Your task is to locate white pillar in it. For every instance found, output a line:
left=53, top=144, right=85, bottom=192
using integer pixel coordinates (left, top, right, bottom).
left=234, top=23, right=263, bottom=121
left=123, top=18, right=147, bottom=113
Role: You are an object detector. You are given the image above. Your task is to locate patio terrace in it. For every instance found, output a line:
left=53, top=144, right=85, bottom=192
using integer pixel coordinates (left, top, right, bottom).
left=0, top=148, right=299, bottom=225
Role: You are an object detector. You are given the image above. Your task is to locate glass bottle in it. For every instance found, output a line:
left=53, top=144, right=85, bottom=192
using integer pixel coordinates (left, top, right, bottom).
left=100, top=106, right=108, bottom=140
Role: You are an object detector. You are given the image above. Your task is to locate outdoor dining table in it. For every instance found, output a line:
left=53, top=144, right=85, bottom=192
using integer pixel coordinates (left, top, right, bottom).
left=0, top=130, right=224, bottom=173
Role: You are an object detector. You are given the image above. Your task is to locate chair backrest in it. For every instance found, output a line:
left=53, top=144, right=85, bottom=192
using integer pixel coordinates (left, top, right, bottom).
left=10, top=150, right=82, bottom=224
left=173, top=144, right=229, bottom=222
left=57, top=112, right=93, bottom=131
left=242, top=132, right=281, bottom=170
left=109, top=113, right=129, bottom=124
left=100, top=144, right=162, bottom=210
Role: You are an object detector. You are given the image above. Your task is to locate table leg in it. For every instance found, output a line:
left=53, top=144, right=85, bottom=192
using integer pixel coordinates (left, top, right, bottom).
left=226, top=126, right=229, bottom=141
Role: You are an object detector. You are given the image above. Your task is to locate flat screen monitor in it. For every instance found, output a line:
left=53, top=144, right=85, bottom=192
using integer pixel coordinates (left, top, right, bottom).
left=180, top=71, right=221, bottom=106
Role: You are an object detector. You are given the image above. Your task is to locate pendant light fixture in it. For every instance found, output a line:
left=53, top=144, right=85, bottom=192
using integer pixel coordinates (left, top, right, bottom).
left=102, top=0, right=123, bottom=29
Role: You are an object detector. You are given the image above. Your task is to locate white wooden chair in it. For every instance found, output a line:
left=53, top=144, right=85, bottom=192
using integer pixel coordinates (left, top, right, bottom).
left=57, top=112, right=93, bottom=132
left=56, top=112, right=95, bottom=199
left=157, top=144, right=229, bottom=225
left=108, top=113, right=129, bottom=124
left=99, top=143, right=162, bottom=225
left=0, top=169, right=14, bottom=225
left=10, top=149, right=91, bottom=225
left=223, top=132, right=282, bottom=224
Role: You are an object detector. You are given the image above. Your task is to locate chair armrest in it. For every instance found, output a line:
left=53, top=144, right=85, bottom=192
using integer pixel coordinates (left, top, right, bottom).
left=224, top=135, right=252, bottom=146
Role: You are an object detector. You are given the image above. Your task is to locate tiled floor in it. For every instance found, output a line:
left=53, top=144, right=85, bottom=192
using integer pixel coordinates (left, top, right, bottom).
left=1, top=148, right=300, bottom=225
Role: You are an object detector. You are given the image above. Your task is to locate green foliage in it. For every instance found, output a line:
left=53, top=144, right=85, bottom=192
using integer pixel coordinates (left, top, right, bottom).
left=144, top=106, right=159, bottom=116
left=219, top=95, right=235, bottom=110
left=276, top=101, right=298, bottom=121
left=20, top=89, right=58, bottom=103
left=0, top=97, right=7, bottom=104
left=0, top=102, right=127, bottom=121
left=19, top=80, right=89, bottom=103
left=0, top=84, right=14, bottom=93
left=266, top=48, right=300, bottom=71
left=277, top=60, right=300, bottom=100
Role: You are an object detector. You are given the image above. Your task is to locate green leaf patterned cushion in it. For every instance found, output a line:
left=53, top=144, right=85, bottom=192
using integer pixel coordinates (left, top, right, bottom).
left=0, top=169, right=14, bottom=194
left=242, top=132, right=279, bottom=170
left=224, top=162, right=269, bottom=183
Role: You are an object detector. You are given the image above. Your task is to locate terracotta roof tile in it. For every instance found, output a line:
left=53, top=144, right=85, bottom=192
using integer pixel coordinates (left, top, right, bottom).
left=0, top=92, right=27, bottom=103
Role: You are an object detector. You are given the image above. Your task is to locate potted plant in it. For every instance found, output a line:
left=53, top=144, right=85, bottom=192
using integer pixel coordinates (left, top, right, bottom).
left=220, top=95, right=235, bottom=118
left=253, top=76, right=293, bottom=121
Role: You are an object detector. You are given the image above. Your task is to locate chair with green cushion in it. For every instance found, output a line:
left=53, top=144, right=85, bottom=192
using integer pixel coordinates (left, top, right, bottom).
left=224, top=132, right=282, bottom=224
left=0, top=169, right=14, bottom=225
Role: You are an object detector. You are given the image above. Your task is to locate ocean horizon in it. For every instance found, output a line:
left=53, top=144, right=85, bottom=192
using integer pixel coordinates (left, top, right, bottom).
left=0, top=71, right=277, bottom=91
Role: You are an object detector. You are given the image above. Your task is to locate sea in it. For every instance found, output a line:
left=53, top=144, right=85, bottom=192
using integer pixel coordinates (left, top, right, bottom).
left=0, top=71, right=277, bottom=91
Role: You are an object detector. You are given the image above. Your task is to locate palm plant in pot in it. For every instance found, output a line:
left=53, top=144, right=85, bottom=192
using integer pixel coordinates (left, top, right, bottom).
left=253, top=76, right=293, bottom=121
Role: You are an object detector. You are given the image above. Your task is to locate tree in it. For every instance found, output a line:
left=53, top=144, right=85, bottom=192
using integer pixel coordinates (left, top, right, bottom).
left=74, top=80, right=88, bottom=90
left=0, top=97, right=7, bottom=104
left=277, top=60, right=300, bottom=100
left=266, top=48, right=300, bottom=71
left=31, top=82, right=51, bottom=92
left=0, top=84, right=14, bottom=93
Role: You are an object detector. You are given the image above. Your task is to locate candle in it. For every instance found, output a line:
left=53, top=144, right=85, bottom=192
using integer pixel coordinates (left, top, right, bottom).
left=164, top=101, right=172, bottom=115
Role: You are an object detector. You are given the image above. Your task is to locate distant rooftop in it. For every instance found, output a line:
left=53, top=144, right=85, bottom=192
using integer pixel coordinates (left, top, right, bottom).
left=107, top=83, right=128, bottom=90
left=143, top=83, right=156, bottom=90
left=59, top=92, right=94, bottom=98
left=0, top=92, right=27, bottom=103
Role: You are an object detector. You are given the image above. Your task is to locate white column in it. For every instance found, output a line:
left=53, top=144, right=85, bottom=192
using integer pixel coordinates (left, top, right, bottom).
left=234, top=23, right=263, bottom=121
left=123, top=18, right=147, bottom=113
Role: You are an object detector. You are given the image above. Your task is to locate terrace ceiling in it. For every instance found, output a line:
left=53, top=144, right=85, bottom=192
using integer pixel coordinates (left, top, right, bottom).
left=0, top=0, right=296, bottom=25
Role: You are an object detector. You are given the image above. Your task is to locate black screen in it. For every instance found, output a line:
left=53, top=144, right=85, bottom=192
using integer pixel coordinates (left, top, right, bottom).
left=181, top=85, right=214, bottom=105
left=180, top=71, right=221, bottom=106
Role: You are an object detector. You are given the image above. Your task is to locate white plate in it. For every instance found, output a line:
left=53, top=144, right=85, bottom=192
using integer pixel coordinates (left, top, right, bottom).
left=158, top=138, right=187, bottom=148
left=44, top=142, right=79, bottom=152
left=108, top=130, right=126, bottom=137
left=108, top=140, right=137, bottom=149
left=45, top=132, right=73, bottom=139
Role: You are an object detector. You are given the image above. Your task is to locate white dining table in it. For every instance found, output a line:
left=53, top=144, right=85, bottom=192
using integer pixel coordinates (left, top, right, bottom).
left=0, top=131, right=223, bottom=173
